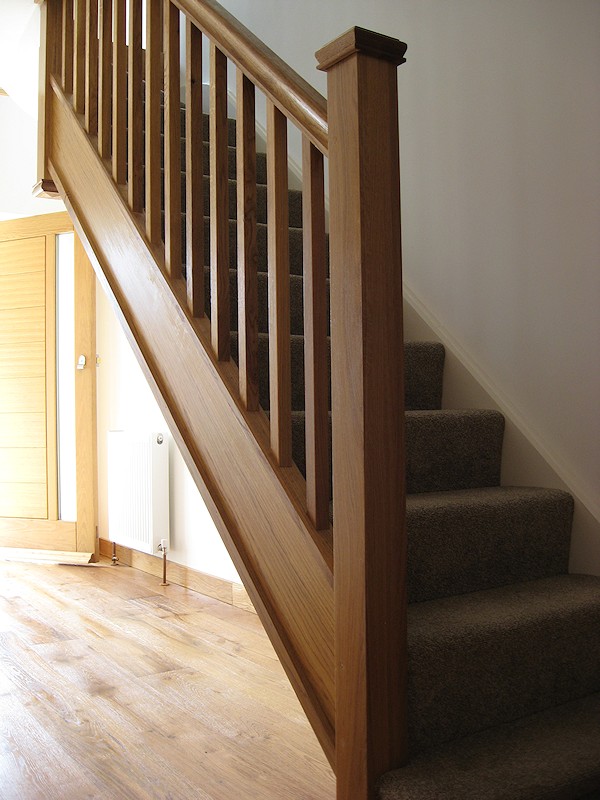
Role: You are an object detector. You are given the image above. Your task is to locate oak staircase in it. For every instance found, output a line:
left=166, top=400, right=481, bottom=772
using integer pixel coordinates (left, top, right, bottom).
left=37, top=1, right=600, bottom=798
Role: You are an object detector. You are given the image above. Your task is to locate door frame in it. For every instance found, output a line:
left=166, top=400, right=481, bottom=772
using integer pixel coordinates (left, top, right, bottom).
left=0, top=211, right=97, bottom=556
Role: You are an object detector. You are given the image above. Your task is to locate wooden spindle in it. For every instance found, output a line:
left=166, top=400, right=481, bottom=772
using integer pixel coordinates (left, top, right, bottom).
left=209, top=43, right=230, bottom=359
left=35, top=0, right=62, bottom=198
left=302, top=138, right=329, bottom=530
left=236, top=71, right=258, bottom=411
left=127, top=0, right=143, bottom=211
left=98, top=0, right=112, bottom=159
left=185, top=20, right=204, bottom=316
left=84, top=0, right=98, bottom=134
left=316, top=28, right=408, bottom=799
left=267, top=101, right=292, bottom=466
left=73, top=0, right=86, bottom=114
left=62, top=0, right=74, bottom=95
left=145, top=1, right=163, bottom=245
left=112, top=0, right=126, bottom=184
left=164, top=1, right=182, bottom=279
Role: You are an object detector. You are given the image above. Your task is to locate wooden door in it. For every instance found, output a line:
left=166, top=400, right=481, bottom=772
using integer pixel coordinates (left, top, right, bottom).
left=0, top=212, right=97, bottom=557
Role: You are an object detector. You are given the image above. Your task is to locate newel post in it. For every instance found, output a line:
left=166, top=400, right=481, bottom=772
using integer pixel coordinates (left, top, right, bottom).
left=34, top=0, right=61, bottom=198
left=316, top=28, right=408, bottom=800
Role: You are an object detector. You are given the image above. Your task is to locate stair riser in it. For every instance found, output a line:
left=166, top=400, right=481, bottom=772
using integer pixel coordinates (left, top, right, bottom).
left=160, top=140, right=266, bottom=183
left=204, top=267, right=317, bottom=337
left=166, top=216, right=315, bottom=275
left=406, top=488, right=573, bottom=603
left=157, top=174, right=302, bottom=227
left=408, top=577, right=600, bottom=751
left=290, top=410, right=504, bottom=494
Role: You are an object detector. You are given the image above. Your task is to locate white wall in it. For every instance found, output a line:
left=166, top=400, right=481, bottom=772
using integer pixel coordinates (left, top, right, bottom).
left=217, top=0, right=600, bottom=564
left=96, top=286, right=240, bottom=583
left=0, top=1, right=66, bottom=221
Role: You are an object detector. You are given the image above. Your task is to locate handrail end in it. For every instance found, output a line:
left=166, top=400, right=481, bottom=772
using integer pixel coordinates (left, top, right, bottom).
left=316, top=26, right=407, bottom=72
left=33, top=178, right=60, bottom=199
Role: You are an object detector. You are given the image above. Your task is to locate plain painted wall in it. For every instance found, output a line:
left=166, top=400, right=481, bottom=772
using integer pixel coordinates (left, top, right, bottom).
left=96, top=286, right=241, bottom=583
left=217, top=0, right=600, bottom=552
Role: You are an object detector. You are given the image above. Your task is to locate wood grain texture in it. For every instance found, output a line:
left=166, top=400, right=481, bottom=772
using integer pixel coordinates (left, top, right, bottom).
left=0, top=236, right=45, bottom=276
left=0, top=377, right=46, bottom=413
left=236, top=70, right=259, bottom=411
left=164, top=0, right=182, bottom=278
left=0, top=212, right=72, bottom=241
left=145, top=0, right=163, bottom=245
left=0, top=271, right=45, bottom=311
left=175, top=0, right=328, bottom=154
left=0, top=548, right=92, bottom=563
left=0, top=559, right=335, bottom=799
left=209, top=43, right=230, bottom=360
left=0, top=308, right=45, bottom=345
left=0, top=519, right=76, bottom=550
left=45, top=234, right=58, bottom=521
left=61, top=0, right=74, bottom=95
left=185, top=19, right=204, bottom=316
left=302, top=139, right=330, bottom=531
left=321, top=37, right=408, bottom=799
left=0, top=237, right=47, bottom=521
left=0, top=414, right=46, bottom=449
left=0, top=340, right=45, bottom=378
left=112, top=0, right=127, bottom=184
left=0, top=449, right=47, bottom=484
left=36, top=0, right=62, bottom=192
left=0, top=484, right=47, bottom=519
left=74, top=236, right=98, bottom=557
left=98, top=0, right=112, bottom=159
left=73, top=0, right=86, bottom=114
left=84, top=0, right=98, bottom=133
left=267, top=102, right=292, bottom=466
left=127, top=0, right=144, bottom=211
left=48, top=78, right=335, bottom=763
left=98, top=537, right=255, bottom=612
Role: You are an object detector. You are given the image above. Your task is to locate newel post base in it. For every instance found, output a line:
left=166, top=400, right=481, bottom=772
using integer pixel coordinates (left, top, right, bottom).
left=316, top=27, right=408, bottom=800
left=35, top=0, right=61, bottom=199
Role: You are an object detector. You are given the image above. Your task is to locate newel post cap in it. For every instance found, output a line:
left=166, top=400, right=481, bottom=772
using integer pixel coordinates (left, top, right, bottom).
left=316, top=26, right=407, bottom=72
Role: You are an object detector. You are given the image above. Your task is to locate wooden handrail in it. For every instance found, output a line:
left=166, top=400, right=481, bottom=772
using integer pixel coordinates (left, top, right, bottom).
left=38, top=4, right=409, bottom=797
left=173, top=0, right=329, bottom=154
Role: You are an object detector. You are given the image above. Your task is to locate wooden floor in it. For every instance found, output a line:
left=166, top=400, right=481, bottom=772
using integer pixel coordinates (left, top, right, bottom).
left=0, top=558, right=335, bottom=799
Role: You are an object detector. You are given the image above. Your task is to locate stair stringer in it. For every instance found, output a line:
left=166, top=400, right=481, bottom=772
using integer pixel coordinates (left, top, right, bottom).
left=47, top=76, right=336, bottom=764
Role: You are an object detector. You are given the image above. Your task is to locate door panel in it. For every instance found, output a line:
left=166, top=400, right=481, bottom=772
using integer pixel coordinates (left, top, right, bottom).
left=0, top=214, right=96, bottom=556
left=0, top=340, right=45, bottom=377
left=0, top=448, right=46, bottom=483
left=0, top=377, right=46, bottom=413
left=0, top=307, right=45, bottom=344
left=0, top=483, right=46, bottom=518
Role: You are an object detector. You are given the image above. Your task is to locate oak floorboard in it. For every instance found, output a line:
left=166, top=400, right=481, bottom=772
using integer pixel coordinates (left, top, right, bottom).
left=0, top=559, right=335, bottom=800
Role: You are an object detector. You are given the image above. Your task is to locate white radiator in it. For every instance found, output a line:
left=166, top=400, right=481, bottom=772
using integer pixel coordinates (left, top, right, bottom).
left=107, top=431, right=170, bottom=554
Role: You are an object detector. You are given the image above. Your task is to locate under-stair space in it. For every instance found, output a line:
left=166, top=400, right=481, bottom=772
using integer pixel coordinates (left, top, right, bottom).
left=37, top=1, right=600, bottom=797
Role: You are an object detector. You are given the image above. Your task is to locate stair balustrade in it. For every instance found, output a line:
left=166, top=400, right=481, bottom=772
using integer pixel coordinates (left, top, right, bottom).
left=36, top=2, right=408, bottom=797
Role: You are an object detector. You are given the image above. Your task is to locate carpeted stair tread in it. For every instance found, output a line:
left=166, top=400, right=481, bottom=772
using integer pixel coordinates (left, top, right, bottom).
left=378, top=691, right=600, bottom=799
left=155, top=171, right=301, bottom=227
left=406, top=486, right=573, bottom=602
left=203, top=266, right=324, bottom=337
left=291, top=408, right=505, bottom=493
left=407, top=574, right=600, bottom=751
left=169, top=215, right=314, bottom=275
left=164, top=108, right=593, bottom=795
left=229, top=333, right=444, bottom=413
left=160, top=140, right=264, bottom=183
